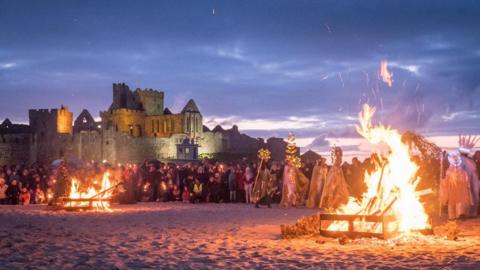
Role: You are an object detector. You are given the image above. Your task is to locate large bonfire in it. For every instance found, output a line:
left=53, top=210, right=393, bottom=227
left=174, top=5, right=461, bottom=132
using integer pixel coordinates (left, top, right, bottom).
left=328, top=104, right=430, bottom=234
left=65, top=172, right=114, bottom=211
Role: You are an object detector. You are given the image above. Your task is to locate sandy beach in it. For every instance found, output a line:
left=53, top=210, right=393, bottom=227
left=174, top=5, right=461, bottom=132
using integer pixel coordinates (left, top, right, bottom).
left=1, top=203, right=479, bottom=269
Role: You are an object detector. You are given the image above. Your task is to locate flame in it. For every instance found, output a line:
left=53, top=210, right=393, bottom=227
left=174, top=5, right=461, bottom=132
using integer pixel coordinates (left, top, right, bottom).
left=328, top=104, right=429, bottom=234
left=66, top=172, right=113, bottom=211
left=379, top=60, right=393, bottom=87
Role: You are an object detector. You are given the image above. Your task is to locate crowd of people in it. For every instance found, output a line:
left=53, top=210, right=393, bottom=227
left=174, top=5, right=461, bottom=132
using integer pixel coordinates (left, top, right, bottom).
left=0, top=148, right=479, bottom=219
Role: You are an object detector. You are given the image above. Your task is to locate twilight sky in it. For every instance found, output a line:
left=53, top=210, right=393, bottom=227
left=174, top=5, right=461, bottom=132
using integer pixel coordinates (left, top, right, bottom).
left=1, top=0, right=479, bottom=156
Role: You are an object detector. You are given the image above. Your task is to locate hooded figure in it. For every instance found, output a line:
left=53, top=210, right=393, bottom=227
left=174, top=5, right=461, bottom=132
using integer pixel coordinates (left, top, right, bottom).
left=440, top=151, right=473, bottom=219
left=280, top=160, right=309, bottom=207
left=458, top=135, right=480, bottom=217
left=320, top=147, right=350, bottom=210
left=280, top=160, right=297, bottom=207
left=306, top=157, right=328, bottom=208
left=252, top=163, right=273, bottom=208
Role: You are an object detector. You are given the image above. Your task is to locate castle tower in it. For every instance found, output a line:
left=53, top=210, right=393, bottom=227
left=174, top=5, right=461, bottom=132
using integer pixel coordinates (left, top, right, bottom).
left=111, top=83, right=139, bottom=110
left=135, top=88, right=164, bottom=116
left=28, top=106, right=74, bottom=163
left=57, top=105, right=73, bottom=134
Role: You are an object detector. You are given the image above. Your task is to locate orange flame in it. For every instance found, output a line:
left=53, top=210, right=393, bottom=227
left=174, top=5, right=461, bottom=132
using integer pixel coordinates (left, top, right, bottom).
left=379, top=60, right=393, bottom=87
left=67, top=172, right=113, bottom=211
left=328, top=104, right=429, bottom=234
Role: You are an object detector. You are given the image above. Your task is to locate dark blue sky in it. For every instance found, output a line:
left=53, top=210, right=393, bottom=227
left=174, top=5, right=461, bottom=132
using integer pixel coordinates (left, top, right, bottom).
left=1, top=0, right=479, bottom=149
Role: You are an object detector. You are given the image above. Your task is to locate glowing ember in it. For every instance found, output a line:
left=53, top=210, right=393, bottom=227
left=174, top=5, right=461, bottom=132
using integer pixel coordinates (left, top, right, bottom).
left=328, top=104, right=430, bottom=235
left=66, top=172, right=113, bottom=211
left=379, top=60, right=393, bottom=87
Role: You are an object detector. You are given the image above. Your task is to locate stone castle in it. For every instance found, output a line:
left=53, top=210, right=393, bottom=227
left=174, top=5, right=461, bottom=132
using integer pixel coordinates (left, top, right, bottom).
left=0, top=83, right=288, bottom=165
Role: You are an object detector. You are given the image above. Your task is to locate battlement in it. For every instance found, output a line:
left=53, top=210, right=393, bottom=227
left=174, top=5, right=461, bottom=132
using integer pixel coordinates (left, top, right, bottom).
left=135, top=88, right=165, bottom=96
left=109, top=108, right=145, bottom=114
left=113, top=82, right=129, bottom=90
left=28, top=108, right=58, bottom=116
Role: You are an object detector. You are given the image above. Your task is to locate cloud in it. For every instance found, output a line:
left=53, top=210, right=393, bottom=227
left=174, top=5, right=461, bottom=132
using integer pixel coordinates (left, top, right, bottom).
left=204, top=115, right=324, bottom=131
left=0, top=62, right=17, bottom=69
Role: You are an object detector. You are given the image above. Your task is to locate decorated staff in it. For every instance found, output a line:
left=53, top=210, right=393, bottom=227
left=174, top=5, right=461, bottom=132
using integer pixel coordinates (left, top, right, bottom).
left=280, top=132, right=309, bottom=207
left=252, top=148, right=273, bottom=207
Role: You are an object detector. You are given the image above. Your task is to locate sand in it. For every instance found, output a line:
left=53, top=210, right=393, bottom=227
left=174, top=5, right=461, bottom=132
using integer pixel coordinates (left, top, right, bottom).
left=1, top=203, right=479, bottom=269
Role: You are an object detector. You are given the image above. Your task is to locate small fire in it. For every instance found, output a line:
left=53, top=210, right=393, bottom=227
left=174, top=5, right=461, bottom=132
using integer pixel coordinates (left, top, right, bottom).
left=328, top=104, right=430, bottom=234
left=66, top=172, right=113, bottom=211
left=379, top=60, right=393, bottom=87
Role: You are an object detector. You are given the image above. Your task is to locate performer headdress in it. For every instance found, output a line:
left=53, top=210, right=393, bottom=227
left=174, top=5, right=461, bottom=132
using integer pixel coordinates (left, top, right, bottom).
left=447, top=151, right=463, bottom=168
left=458, top=134, right=479, bottom=155
left=330, top=146, right=343, bottom=164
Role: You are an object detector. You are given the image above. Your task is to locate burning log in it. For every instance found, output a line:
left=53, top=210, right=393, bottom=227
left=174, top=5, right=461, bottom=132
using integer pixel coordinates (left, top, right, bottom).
left=379, top=197, right=397, bottom=216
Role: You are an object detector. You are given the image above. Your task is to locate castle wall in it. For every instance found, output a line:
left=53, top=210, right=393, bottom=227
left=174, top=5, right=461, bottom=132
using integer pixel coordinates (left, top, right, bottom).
left=72, top=130, right=102, bottom=162
left=0, top=134, right=31, bottom=165
left=199, top=131, right=227, bottom=154
left=144, top=114, right=184, bottom=138
left=102, top=109, right=145, bottom=137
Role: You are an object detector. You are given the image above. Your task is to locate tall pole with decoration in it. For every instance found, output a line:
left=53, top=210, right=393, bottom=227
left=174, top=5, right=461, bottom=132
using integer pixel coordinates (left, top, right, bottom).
left=286, top=132, right=302, bottom=169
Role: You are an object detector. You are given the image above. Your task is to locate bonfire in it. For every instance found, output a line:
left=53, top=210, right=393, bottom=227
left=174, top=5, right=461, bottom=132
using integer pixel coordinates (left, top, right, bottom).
left=321, top=104, right=431, bottom=239
left=63, top=172, right=116, bottom=211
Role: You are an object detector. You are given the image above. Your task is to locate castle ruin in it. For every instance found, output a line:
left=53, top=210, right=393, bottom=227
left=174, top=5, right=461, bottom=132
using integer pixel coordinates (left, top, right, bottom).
left=0, top=83, right=289, bottom=165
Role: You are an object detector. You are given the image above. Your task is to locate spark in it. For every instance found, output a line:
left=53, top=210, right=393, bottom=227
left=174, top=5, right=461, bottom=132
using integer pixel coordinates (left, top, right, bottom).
left=337, top=72, right=345, bottom=88
left=379, top=60, right=393, bottom=87
left=320, top=73, right=330, bottom=81
left=371, top=87, right=377, bottom=100
left=324, top=23, right=332, bottom=33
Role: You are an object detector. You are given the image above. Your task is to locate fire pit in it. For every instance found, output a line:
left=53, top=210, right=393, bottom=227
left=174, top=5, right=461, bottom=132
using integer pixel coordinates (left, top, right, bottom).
left=320, top=213, right=396, bottom=239
left=54, top=172, right=120, bottom=211
left=319, top=213, right=434, bottom=240
left=60, top=197, right=111, bottom=211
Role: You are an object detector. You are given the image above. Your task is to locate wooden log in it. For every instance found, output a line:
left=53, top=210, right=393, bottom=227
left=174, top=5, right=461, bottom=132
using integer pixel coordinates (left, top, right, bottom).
left=380, top=197, right=397, bottom=216
left=89, top=182, right=123, bottom=199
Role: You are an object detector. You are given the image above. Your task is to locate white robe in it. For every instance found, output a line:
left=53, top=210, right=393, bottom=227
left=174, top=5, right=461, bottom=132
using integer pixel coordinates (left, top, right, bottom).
left=280, top=165, right=297, bottom=207
left=306, top=165, right=327, bottom=208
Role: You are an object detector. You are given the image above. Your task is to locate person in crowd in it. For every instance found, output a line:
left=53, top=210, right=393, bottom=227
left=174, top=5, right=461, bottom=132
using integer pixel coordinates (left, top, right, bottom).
left=19, top=186, right=31, bottom=206
left=0, top=178, right=8, bottom=204
left=306, top=157, right=327, bottom=208
left=146, top=164, right=161, bottom=202
left=191, top=178, right=203, bottom=203
left=235, top=165, right=245, bottom=203
left=252, top=163, right=273, bottom=208
left=6, top=179, right=20, bottom=205
left=206, top=174, right=221, bottom=203
left=52, top=163, right=69, bottom=203
left=182, top=186, right=190, bottom=203
left=244, top=164, right=255, bottom=204
left=228, top=165, right=236, bottom=202
left=171, top=184, right=181, bottom=201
